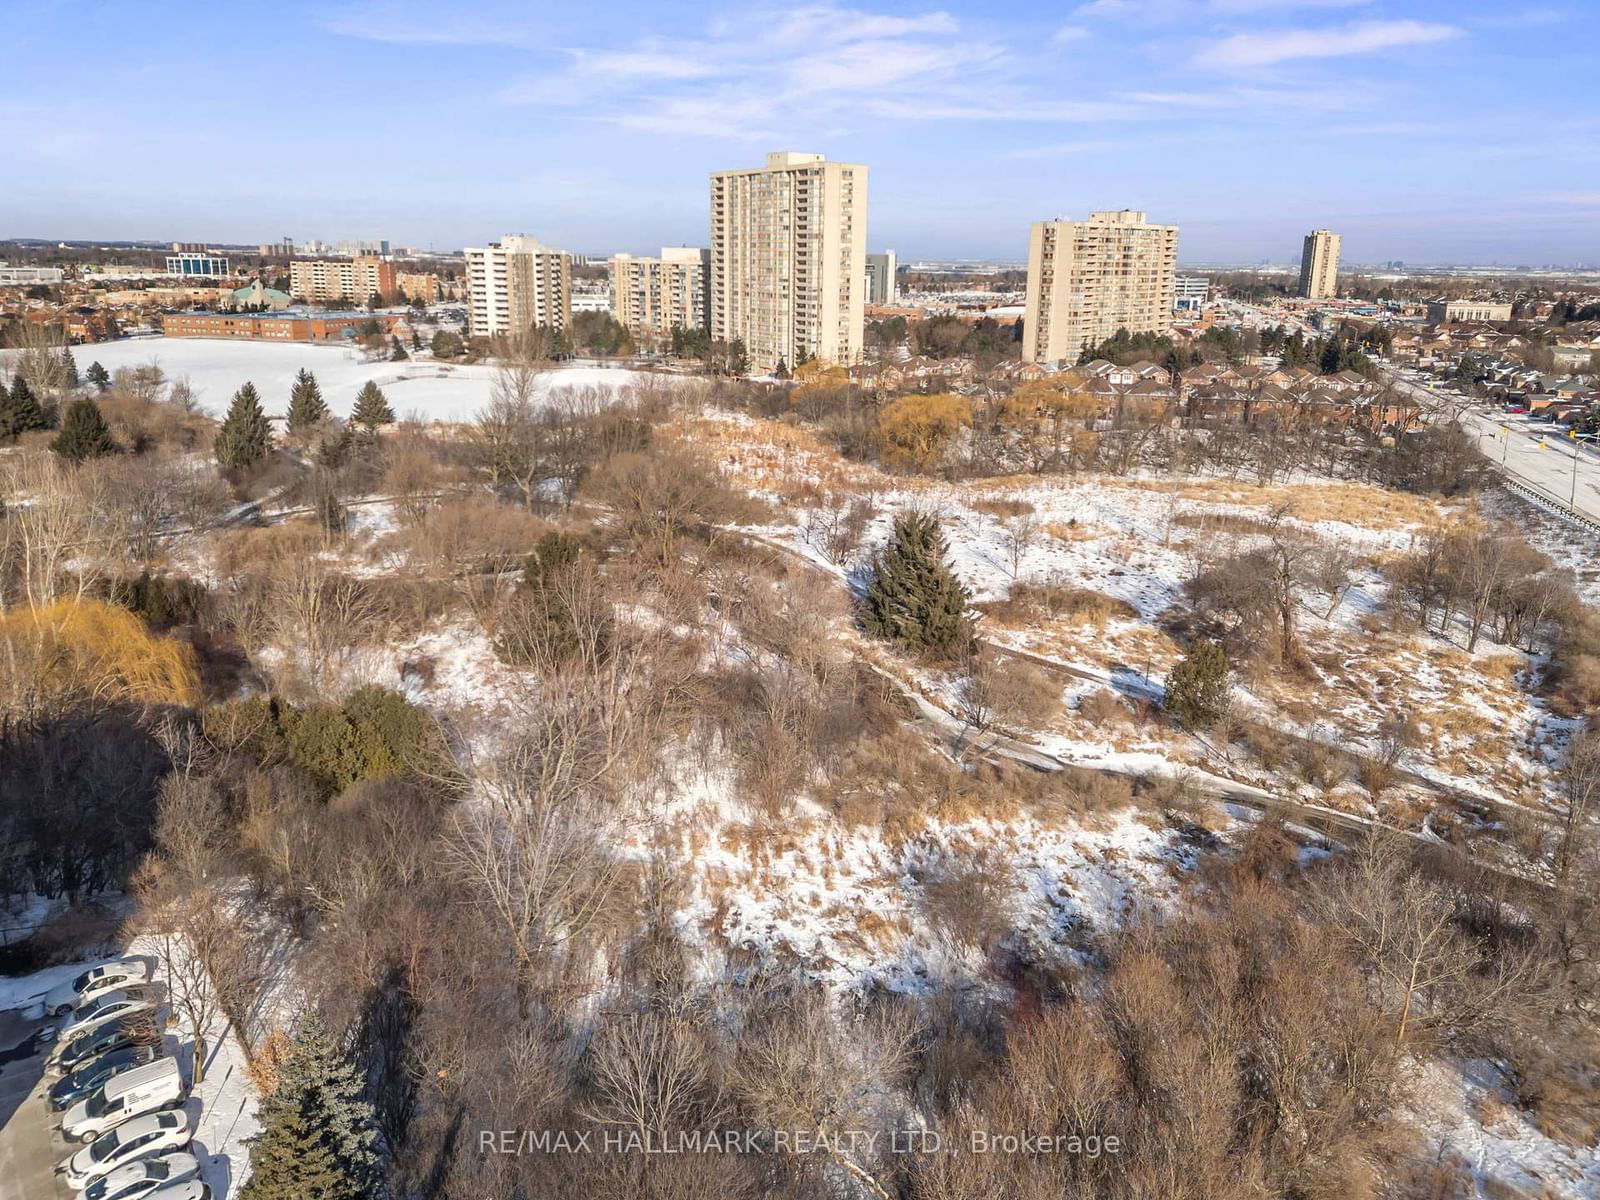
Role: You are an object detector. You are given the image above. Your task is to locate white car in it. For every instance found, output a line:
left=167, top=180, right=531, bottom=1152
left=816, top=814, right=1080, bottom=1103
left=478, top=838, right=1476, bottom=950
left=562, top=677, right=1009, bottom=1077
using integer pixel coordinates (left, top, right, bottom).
left=44, top=959, right=151, bottom=1018
left=53, top=993, right=157, bottom=1049
left=82, top=1151, right=200, bottom=1200
left=59, top=1111, right=191, bottom=1190
left=62, top=1057, right=185, bottom=1143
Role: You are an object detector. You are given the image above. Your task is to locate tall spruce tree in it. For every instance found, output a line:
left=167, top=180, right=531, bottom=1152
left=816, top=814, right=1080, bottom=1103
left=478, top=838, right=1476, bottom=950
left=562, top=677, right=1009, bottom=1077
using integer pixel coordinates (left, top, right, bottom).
left=60, top=347, right=80, bottom=389
left=351, top=381, right=394, bottom=434
left=50, top=397, right=117, bottom=461
left=215, top=381, right=273, bottom=470
left=86, top=361, right=111, bottom=391
left=240, top=1018, right=381, bottom=1200
left=1, top=375, right=50, bottom=441
left=861, top=511, right=975, bottom=660
left=287, top=369, right=330, bottom=435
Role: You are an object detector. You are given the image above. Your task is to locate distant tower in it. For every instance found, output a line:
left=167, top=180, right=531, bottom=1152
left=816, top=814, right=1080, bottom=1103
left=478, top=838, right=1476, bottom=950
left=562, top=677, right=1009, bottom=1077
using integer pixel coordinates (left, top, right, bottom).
left=1298, top=230, right=1341, bottom=299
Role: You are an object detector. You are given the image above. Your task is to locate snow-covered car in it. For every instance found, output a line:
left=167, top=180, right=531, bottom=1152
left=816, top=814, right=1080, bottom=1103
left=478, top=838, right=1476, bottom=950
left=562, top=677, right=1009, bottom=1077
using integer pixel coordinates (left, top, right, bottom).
left=138, top=1180, right=210, bottom=1200
left=43, top=959, right=151, bottom=1018
left=48, top=1044, right=158, bottom=1111
left=58, top=1111, right=191, bottom=1190
left=53, top=993, right=156, bottom=1048
left=81, top=1150, right=200, bottom=1200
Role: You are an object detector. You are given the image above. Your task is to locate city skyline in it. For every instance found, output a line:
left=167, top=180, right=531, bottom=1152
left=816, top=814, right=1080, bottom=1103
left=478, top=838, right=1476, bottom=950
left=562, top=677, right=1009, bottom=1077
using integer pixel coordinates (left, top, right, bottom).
left=2, top=0, right=1595, bottom=264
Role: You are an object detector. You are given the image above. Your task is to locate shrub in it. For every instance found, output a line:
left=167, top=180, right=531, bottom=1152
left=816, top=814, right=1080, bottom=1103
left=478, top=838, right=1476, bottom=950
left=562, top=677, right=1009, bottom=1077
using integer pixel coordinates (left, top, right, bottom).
left=102, top=571, right=211, bottom=631
left=0, top=599, right=200, bottom=709
left=199, top=687, right=442, bottom=796
left=523, top=530, right=586, bottom=589
left=1164, top=640, right=1231, bottom=730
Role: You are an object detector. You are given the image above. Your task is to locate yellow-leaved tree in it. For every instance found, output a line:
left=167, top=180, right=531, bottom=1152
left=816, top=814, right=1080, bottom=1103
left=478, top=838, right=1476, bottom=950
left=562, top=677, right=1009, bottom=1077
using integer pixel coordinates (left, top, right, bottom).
left=877, top=393, right=972, bottom=473
left=0, top=598, right=200, bottom=711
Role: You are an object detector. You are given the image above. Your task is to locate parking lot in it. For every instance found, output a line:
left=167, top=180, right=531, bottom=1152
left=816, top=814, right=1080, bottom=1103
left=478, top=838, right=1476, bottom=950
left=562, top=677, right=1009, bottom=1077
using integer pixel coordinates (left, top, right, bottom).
left=0, top=1009, right=75, bottom=1200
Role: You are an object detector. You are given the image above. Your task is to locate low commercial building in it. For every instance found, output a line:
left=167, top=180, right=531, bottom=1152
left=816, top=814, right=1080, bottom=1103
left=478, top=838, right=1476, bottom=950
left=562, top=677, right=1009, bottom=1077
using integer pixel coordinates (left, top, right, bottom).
left=1427, top=300, right=1514, bottom=323
left=290, top=255, right=399, bottom=304
left=162, top=310, right=403, bottom=342
left=166, top=252, right=230, bottom=278
left=0, top=264, right=66, bottom=286
left=1174, top=275, right=1209, bottom=311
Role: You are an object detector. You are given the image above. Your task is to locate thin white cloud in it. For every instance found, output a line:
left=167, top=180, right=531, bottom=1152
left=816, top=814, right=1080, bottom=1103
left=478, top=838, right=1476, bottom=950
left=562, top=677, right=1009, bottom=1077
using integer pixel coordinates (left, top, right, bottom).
left=1076, top=0, right=1368, bottom=18
left=498, top=4, right=1133, bottom=138
left=1052, top=25, right=1090, bottom=43
left=1195, top=19, right=1462, bottom=68
left=1002, top=139, right=1118, bottom=160
left=319, top=2, right=533, bottom=45
left=1545, top=193, right=1600, bottom=206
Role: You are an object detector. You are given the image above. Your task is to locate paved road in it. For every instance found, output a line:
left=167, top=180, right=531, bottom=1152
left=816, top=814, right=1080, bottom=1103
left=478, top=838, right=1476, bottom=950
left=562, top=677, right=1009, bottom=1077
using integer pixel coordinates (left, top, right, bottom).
left=0, top=1011, right=73, bottom=1200
left=1383, top=368, right=1600, bottom=526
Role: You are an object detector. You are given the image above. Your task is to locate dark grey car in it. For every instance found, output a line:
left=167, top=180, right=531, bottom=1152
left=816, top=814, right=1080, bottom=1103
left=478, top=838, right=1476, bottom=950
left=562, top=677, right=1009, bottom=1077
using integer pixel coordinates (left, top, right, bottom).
left=54, top=1020, right=156, bottom=1075
left=49, top=1044, right=159, bottom=1111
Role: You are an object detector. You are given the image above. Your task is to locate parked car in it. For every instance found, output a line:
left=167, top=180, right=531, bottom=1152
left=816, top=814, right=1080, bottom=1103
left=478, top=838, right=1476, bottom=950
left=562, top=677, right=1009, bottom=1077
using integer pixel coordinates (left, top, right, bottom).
left=136, top=1181, right=210, bottom=1200
left=51, top=1020, right=156, bottom=1075
left=49, top=1044, right=159, bottom=1111
left=81, top=1151, right=200, bottom=1200
left=43, top=959, right=151, bottom=1018
left=62, top=1057, right=185, bottom=1143
left=59, top=1111, right=191, bottom=1191
left=54, top=993, right=157, bottom=1048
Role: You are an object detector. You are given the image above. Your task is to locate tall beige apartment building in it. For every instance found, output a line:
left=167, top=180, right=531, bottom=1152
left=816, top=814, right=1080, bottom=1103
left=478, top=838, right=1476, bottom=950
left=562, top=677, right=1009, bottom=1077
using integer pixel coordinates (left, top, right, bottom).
left=709, top=151, right=867, bottom=372
left=289, top=255, right=397, bottom=305
left=1022, top=210, right=1179, bottom=364
left=610, top=247, right=711, bottom=345
left=1298, top=229, right=1341, bottom=299
left=465, top=235, right=571, bottom=338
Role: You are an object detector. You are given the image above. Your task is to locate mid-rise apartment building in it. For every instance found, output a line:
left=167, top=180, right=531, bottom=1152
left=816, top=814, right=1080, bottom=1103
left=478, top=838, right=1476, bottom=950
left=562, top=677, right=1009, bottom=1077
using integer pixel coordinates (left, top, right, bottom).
left=610, top=247, right=710, bottom=345
left=709, top=151, right=867, bottom=371
left=1022, top=210, right=1179, bottom=364
left=465, top=235, right=571, bottom=338
left=864, top=250, right=898, bottom=306
left=290, top=256, right=398, bottom=305
left=396, top=271, right=442, bottom=304
left=1298, top=230, right=1341, bottom=299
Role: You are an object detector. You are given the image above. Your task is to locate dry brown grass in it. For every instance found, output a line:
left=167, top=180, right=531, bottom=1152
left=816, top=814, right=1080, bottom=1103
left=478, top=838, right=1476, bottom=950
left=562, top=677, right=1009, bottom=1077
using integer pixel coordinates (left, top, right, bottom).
left=1097, top=476, right=1452, bottom=531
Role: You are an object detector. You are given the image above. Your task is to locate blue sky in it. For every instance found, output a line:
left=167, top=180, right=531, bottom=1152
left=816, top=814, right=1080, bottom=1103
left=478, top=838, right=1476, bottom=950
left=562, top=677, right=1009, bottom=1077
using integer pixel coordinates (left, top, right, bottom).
left=3, top=0, right=1595, bottom=265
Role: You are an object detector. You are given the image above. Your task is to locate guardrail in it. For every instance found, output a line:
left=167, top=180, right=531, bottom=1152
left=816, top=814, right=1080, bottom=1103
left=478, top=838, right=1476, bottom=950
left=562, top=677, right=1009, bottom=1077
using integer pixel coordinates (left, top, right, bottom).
left=1499, top=474, right=1600, bottom=537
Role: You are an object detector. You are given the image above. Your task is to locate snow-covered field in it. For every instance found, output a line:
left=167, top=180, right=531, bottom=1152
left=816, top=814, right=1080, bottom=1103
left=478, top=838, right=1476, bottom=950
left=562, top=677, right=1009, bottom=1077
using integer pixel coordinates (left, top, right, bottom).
left=65, top=338, right=660, bottom=423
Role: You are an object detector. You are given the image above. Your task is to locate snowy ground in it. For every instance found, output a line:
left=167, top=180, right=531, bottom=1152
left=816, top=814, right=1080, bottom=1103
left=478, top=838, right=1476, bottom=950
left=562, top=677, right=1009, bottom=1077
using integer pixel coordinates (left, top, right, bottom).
left=61, top=338, right=663, bottom=423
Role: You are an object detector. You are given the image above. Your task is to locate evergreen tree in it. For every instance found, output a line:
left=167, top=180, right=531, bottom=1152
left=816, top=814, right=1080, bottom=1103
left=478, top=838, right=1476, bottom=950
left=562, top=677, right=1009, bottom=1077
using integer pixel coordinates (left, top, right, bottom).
left=388, top=335, right=408, bottom=361
left=60, top=347, right=80, bottom=388
left=86, top=360, right=111, bottom=391
left=861, top=511, right=975, bottom=660
left=1165, top=640, right=1231, bottom=730
left=1, top=374, right=50, bottom=441
left=1319, top=336, right=1344, bottom=375
left=287, top=369, right=330, bottom=435
left=215, top=381, right=273, bottom=470
left=50, top=397, right=117, bottom=461
left=351, top=382, right=394, bottom=434
left=239, top=1018, right=380, bottom=1200
left=316, top=425, right=355, bottom=470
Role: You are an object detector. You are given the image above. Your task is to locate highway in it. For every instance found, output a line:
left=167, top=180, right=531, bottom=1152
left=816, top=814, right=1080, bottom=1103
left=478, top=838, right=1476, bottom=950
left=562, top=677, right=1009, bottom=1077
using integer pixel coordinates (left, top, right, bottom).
left=1383, top=367, right=1600, bottom=526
